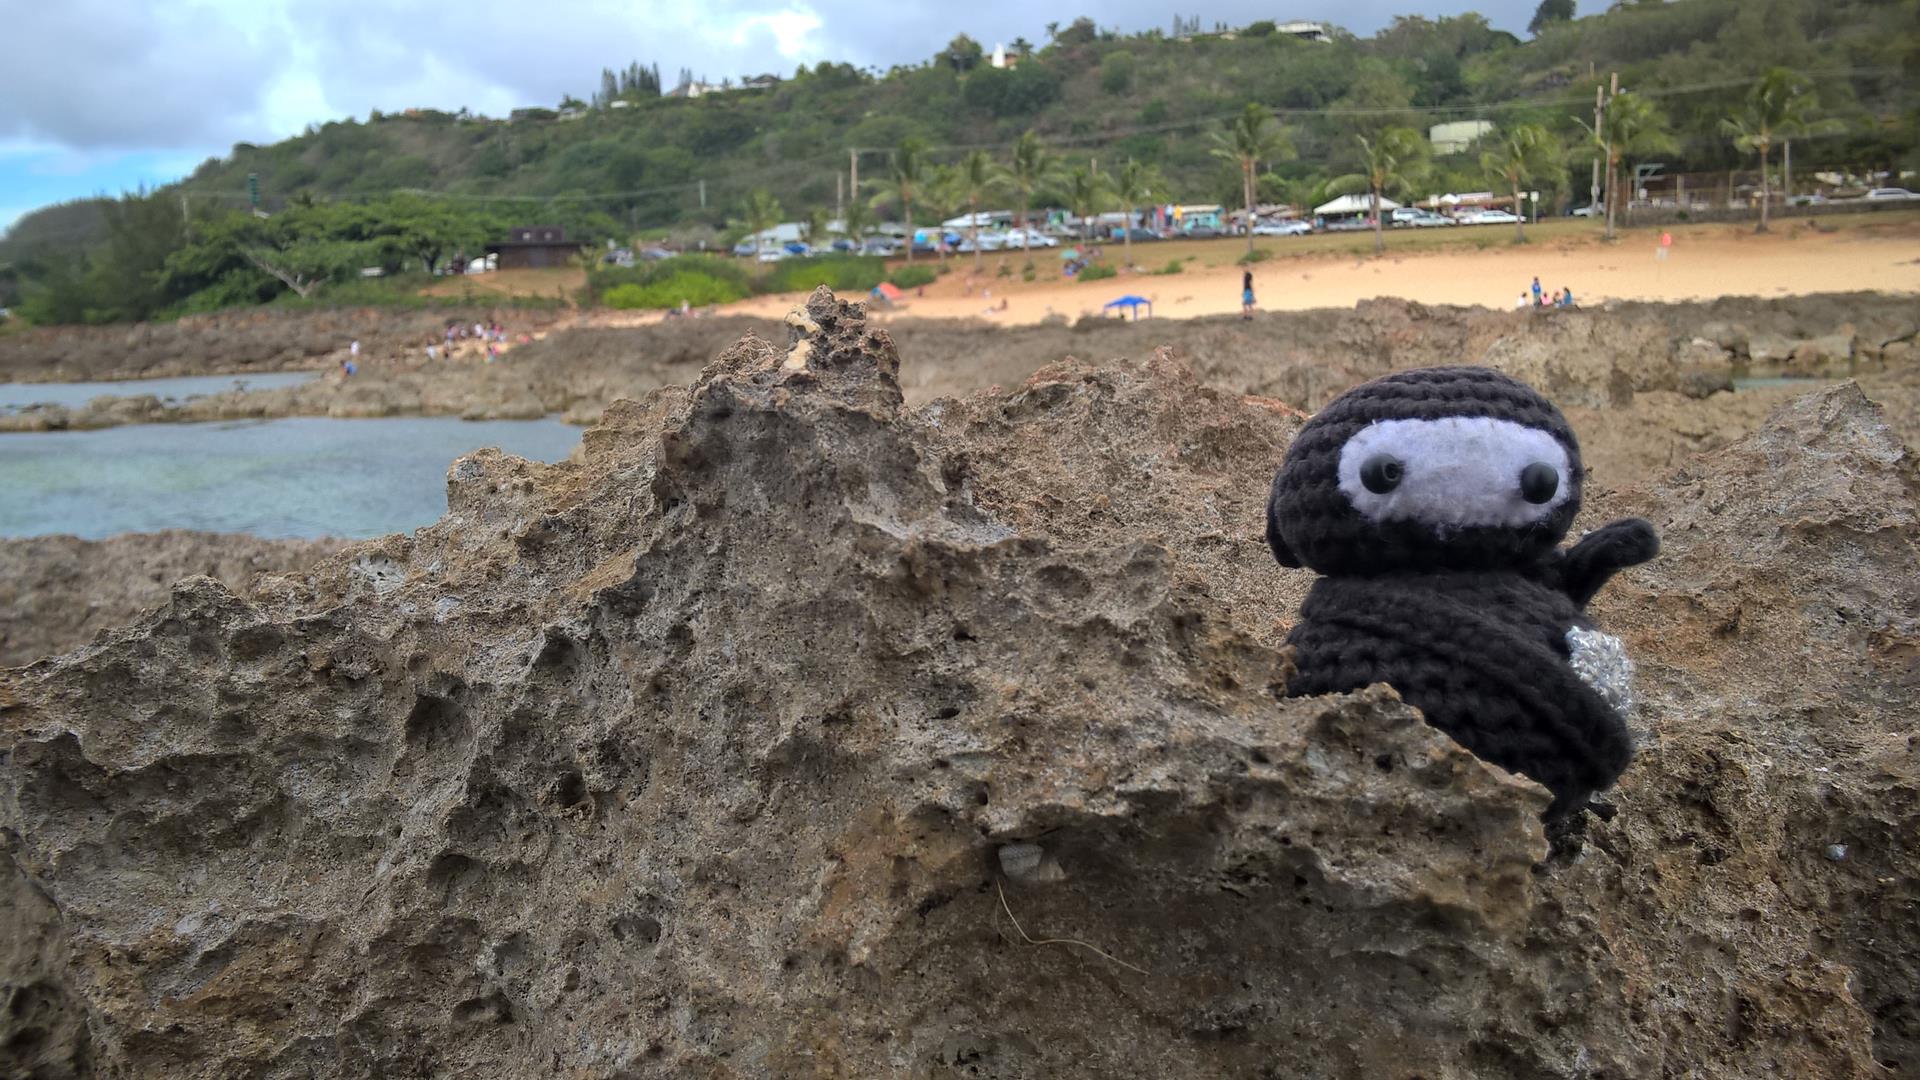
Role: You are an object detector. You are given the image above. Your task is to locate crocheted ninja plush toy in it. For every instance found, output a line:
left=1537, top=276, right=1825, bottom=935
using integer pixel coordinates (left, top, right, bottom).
left=1265, top=366, right=1658, bottom=823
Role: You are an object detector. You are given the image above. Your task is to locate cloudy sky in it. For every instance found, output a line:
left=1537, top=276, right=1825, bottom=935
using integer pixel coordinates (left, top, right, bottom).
left=0, top=0, right=1540, bottom=232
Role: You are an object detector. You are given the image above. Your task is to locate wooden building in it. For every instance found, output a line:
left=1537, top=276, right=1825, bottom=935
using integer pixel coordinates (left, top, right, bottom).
left=487, top=227, right=583, bottom=270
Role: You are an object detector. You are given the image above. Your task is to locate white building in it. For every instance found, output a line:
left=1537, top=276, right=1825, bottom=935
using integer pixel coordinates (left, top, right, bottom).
left=1274, top=20, right=1331, bottom=42
left=1429, top=120, right=1495, bottom=155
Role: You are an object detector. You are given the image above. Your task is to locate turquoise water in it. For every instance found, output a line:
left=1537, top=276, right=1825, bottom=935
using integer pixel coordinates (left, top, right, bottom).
left=0, top=371, right=320, bottom=414
left=1731, top=376, right=1826, bottom=391
left=0, top=416, right=581, bottom=539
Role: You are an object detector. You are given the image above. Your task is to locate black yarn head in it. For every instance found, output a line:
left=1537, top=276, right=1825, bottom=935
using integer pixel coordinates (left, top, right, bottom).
left=1267, top=367, right=1583, bottom=575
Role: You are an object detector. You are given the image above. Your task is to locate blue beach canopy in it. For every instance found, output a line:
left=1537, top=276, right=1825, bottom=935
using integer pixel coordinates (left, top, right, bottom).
left=1103, top=295, right=1153, bottom=320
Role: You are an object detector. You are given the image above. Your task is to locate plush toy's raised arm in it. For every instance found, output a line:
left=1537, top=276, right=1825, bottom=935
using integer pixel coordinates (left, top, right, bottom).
left=1558, top=518, right=1659, bottom=607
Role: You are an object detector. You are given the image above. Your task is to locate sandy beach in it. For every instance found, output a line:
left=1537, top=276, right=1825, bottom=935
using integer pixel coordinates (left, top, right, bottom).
left=576, top=215, right=1920, bottom=329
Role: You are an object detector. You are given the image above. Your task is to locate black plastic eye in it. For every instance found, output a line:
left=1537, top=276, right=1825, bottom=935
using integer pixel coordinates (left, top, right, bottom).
left=1359, top=455, right=1403, bottom=494
left=1520, top=462, right=1559, bottom=504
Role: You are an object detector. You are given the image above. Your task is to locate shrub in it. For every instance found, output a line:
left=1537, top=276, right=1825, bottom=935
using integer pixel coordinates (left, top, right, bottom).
left=589, top=255, right=752, bottom=309
left=1236, top=249, right=1272, bottom=265
left=887, top=264, right=938, bottom=289
left=602, top=271, right=748, bottom=309
left=996, top=262, right=1013, bottom=278
left=1150, top=259, right=1185, bottom=275
left=1021, top=266, right=1037, bottom=282
left=757, top=254, right=886, bottom=294
left=1078, top=262, right=1118, bottom=282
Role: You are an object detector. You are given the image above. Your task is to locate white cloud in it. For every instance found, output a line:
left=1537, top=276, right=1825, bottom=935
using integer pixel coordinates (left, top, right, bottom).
left=730, top=5, right=828, bottom=62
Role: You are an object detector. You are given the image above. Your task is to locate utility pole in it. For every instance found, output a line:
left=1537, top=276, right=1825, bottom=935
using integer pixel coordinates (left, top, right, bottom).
left=698, top=179, right=706, bottom=210
left=1590, top=84, right=1604, bottom=213
left=849, top=149, right=860, bottom=208
left=836, top=172, right=844, bottom=222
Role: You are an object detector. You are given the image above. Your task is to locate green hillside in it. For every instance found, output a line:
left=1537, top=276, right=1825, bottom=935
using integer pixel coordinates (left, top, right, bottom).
left=2, top=0, right=1915, bottom=321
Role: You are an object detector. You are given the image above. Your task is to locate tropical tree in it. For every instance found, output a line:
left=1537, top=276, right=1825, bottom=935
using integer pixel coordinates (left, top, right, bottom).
left=1582, top=90, right=1675, bottom=240
left=946, top=149, right=1008, bottom=271
left=869, top=137, right=931, bottom=262
left=1527, top=0, right=1575, bottom=36
left=1064, top=166, right=1112, bottom=247
left=1721, top=68, right=1825, bottom=233
left=735, top=189, right=783, bottom=257
left=1111, top=158, right=1169, bottom=268
left=1209, top=103, right=1296, bottom=257
left=1480, top=123, right=1562, bottom=242
left=1330, top=128, right=1430, bottom=255
left=923, top=164, right=963, bottom=262
left=840, top=195, right=874, bottom=249
left=801, top=206, right=831, bottom=249
left=1006, top=130, right=1060, bottom=251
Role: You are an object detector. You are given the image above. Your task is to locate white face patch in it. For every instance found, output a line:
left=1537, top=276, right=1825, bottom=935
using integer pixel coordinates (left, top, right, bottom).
left=1336, top=416, right=1572, bottom=529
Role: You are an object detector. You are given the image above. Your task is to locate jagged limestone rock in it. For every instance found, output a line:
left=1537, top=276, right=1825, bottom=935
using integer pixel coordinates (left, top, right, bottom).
left=3, top=289, right=1914, bottom=1078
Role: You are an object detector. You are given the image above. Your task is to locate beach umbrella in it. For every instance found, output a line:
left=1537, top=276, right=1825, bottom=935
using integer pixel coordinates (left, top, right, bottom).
left=1060, top=247, right=1080, bottom=261
left=1102, top=295, right=1153, bottom=321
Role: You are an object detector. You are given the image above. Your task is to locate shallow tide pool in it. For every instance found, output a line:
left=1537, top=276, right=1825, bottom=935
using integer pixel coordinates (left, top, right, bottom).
left=0, top=415, right=581, bottom=539
left=0, top=371, right=321, bottom=414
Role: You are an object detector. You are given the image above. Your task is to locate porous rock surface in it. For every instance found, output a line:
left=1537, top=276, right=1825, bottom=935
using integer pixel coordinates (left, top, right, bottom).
left=0, top=532, right=342, bottom=668
left=2, top=288, right=1915, bottom=1078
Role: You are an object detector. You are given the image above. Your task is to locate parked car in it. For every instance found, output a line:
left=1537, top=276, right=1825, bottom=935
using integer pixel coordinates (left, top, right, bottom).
left=860, top=238, right=901, bottom=256
left=733, top=241, right=758, bottom=256
left=957, top=230, right=1010, bottom=253
left=1787, top=194, right=1828, bottom=207
left=1323, top=218, right=1373, bottom=232
left=1459, top=209, right=1520, bottom=226
left=1865, top=187, right=1919, bottom=201
left=1567, top=204, right=1600, bottom=217
left=1000, top=228, right=1059, bottom=249
left=1390, top=208, right=1455, bottom=228
left=830, top=238, right=859, bottom=253
left=756, top=249, right=788, bottom=263
left=1251, top=220, right=1312, bottom=236
left=1107, top=227, right=1163, bottom=242
left=639, top=247, right=675, bottom=261
left=1181, top=225, right=1223, bottom=239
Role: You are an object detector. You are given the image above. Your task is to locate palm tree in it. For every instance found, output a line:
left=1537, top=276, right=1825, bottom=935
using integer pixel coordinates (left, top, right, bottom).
left=801, top=206, right=831, bottom=251
left=734, top=189, right=783, bottom=258
left=840, top=196, right=874, bottom=250
left=1111, top=159, right=1168, bottom=268
left=1064, top=166, right=1111, bottom=248
left=1721, top=68, right=1825, bottom=233
left=946, top=149, right=1008, bottom=272
left=1007, top=130, right=1060, bottom=251
left=923, top=164, right=965, bottom=262
left=869, top=137, right=932, bottom=263
left=1330, top=128, right=1429, bottom=255
left=1209, top=103, right=1296, bottom=257
left=1582, top=90, right=1675, bottom=240
left=1480, top=124, right=1561, bottom=242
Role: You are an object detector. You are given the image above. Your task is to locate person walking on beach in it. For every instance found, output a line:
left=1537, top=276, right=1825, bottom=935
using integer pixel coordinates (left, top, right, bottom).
left=1530, top=276, right=1543, bottom=305
left=1242, top=270, right=1256, bottom=320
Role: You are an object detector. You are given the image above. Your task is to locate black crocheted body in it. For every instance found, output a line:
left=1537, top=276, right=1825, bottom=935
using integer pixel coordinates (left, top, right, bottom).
left=1288, top=571, right=1632, bottom=816
left=1266, top=366, right=1657, bottom=819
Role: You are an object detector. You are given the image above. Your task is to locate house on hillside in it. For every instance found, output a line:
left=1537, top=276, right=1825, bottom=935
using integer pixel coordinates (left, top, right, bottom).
left=487, top=226, right=583, bottom=270
left=1274, top=20, right=1331, bottom=42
